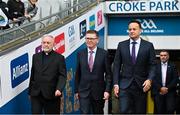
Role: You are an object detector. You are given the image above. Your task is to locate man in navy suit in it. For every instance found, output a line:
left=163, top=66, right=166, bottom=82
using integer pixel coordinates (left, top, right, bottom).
left=152, top=50, right=178, bottom=114
left=113, top=20, right=156, bottom=113
left=75, top=30, right=112, bottom=114
left=28, top=35, right=67, bottom=114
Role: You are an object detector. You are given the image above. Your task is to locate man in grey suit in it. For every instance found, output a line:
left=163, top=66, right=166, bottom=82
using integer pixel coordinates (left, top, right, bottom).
left=28, top=35, right=67, bottom=114
left=113, top=20, right=156, bottom=113
left=75, top=30, right=112, bottom=114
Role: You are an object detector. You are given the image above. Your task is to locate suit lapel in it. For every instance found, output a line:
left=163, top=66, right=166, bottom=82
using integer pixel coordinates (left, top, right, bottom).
left=158, top=63, right=163, bottom=84
left=136, top=39, right=144, bottom=63
left=125, top=39, right=132, bottom=64
left=92, top=48, right=99, bottom=72
left=84, top=49, right=90, bottom=72
left=166, top=62, right=171, bottom=84
left=36, top=52, right=43, bottom=72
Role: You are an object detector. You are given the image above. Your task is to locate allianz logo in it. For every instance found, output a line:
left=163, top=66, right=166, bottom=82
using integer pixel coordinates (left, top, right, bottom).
left=13, top=63, right=28, bottom=80
left=138, top=19, right=157, bottom=29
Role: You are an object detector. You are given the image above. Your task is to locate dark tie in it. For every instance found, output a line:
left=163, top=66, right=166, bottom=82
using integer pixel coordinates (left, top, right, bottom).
left=89, top=50, right=94, bottom=72
left=131, top=41, right=137, bottom=64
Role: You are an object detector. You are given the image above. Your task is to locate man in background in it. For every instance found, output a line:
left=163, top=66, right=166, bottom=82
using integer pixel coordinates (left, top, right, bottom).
left=152, top=50, right=178, bottom=114
left=176, top=73, right=180, bottom=113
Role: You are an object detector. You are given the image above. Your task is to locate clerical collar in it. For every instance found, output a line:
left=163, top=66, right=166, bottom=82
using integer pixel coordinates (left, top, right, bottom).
left=43, top=50, right=53, bottom=55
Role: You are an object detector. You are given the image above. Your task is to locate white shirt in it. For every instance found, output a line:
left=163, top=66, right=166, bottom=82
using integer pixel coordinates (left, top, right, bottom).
left=161, top=62, right=168, bottom=86
left=88, top=47, right=97, bottom=64
left=130, top=38, right=141, bottom=57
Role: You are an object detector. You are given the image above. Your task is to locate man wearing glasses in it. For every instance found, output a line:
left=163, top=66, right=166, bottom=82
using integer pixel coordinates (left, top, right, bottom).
left=75, top=30, right=112, bottom=114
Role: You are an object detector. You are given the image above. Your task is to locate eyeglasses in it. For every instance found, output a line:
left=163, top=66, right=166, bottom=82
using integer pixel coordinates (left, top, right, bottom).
left=86, top=37, right=98, bottom=40
left=160, top=55, right=168, bottom=56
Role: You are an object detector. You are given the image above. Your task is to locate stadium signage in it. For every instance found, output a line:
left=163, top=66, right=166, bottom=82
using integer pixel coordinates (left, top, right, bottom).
left=105, top=0, right=180, bottom=13
left=10, top=53, right=29, bottom=88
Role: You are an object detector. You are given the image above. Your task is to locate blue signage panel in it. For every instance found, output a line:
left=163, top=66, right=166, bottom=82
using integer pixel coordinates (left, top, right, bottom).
left=108, top=17, right=180, bottom=36
left=79, top=20, right=87, bottom=39
left=10, top=53, right=29, bottom=88
left=89, top=14, right=95, bottom=30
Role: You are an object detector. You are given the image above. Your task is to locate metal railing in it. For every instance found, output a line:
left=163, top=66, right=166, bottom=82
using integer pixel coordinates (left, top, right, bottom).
left=0, top=0, right=100, bottom=55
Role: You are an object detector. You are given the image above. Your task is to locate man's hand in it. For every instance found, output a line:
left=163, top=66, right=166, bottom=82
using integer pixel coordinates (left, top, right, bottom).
left=114, top=85, right=119, bottom=97
left=142, top=79, right=152, bottom=92
left=75, top=93, right=79, bottom=100
left=159, top=87, right=168, bottom=95
left=103, top=92, right=110, bottom=100
left=55, top=90, right=62, bottom=97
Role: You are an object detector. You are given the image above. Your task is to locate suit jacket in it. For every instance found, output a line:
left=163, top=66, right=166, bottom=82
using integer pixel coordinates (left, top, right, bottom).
left=152, top=61, right=178, bottom=95
left=113, top=39, right=156, bottom=89
left=28, top=50, right=67, bottom=99
left=75, top=47, right=112, bottom=100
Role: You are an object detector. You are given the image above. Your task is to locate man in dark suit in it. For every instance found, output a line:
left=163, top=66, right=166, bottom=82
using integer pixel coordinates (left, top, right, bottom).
left=152, top=50, right=178, bottom=114
left=176, top=74, right=180, bottom=114
left=113, top=20, right=156, bottom=113
left=75, top=30, right=112, bottom=114
left=28, top=35, right=67, bottom=114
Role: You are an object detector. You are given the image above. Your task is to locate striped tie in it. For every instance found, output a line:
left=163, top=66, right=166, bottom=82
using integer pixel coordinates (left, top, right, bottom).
left=88, top=50, right=94, bottom=72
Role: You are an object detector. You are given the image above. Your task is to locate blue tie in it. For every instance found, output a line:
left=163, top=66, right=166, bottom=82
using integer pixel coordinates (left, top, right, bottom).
left=131, top=41, right=137, bottom=64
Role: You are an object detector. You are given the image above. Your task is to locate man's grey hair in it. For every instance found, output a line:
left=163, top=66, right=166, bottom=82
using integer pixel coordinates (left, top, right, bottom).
left=42, top=34, right=54, bottom=40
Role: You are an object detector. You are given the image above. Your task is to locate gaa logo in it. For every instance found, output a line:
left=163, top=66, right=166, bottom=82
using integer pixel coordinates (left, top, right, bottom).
left=68, top=25, right=75, bottom=37
left=79, top=20, right=87, bottom=39
left=138, top=19, right=157, bottom=29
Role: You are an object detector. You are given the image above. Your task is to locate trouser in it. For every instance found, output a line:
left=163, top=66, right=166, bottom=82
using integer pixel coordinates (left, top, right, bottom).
left=30, top=93, right=60, bottom=114
left=79, top=95, right=105, bottom=114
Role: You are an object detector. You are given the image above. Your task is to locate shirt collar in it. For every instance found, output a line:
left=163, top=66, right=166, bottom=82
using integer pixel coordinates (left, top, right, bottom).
left=130, top=38, right=141, bottom=44
left=88, top=47, right=97, bottom=53
left=161, top=62, right=168, bottom=65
